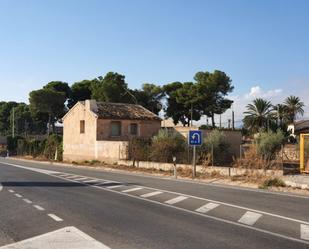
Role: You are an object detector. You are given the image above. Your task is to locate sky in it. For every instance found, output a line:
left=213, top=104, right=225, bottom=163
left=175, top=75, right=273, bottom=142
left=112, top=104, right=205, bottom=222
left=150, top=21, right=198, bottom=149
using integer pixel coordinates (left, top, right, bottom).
left=0, top=0, right=308, bottom=126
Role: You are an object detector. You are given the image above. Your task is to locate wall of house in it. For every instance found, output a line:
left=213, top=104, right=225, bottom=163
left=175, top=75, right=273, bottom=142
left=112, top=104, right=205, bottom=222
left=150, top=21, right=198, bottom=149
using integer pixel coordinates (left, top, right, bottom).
left=96, top=119, right=161, bottom=141
left=63, top=103, right=97, bottom=161
left=95, top=141, right=129, bottom=162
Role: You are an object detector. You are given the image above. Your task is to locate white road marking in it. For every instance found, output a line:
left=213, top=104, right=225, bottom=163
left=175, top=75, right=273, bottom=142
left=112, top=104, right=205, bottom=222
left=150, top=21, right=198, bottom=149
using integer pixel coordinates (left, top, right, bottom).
left=122, top=187, right=143, bottom=193
left=0, top=183, right=2, bottom=192
left=238, top=211, right=262, bottom=226
left=106, top=184, right=124, bottom=189
left=196, top=202, right=220, bottom=213
left=66, top=175, right=83, bottom=179
left=74, top=177, right=89, bottom=181
left=301, top=224, right=309, bottom=240
left=15, top=194, right=22, bottom=198
left=140, top=191, right=163, bottom=198
left=165, top=196, right=188, bottom=205
left=8, top=189, right=14, bottom=193
left=4, top=161, right=309, bottom=245
left=33, top=205, right=45, bottom=211
left=83, top=179, right=100, bottom=183
left=0, top=226, right=111, bottom=249
left=48, top=214, right=63, bottom=222
left=23, top=198, right=32, bottom=204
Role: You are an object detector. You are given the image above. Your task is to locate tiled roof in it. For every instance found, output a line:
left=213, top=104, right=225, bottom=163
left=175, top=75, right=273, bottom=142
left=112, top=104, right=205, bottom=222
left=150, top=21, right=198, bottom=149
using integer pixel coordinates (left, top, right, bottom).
left=94, top=102, right=161, bottom=121
left=295, top=120, right=309, bottom=132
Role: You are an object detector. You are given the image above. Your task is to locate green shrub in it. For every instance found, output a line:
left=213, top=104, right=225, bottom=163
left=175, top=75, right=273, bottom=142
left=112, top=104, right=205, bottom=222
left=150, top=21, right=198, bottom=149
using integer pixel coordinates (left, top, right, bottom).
left=151, top=129, right=186, bottom=163
left=256, top=130, right=285, bottom=161
left=129, top=137, right=151, bottom=163
left=43, top=134, right=63, bottom=161
left=260, top=178, right=286, bottom=189
left=199, top=130, right=230, bottom=165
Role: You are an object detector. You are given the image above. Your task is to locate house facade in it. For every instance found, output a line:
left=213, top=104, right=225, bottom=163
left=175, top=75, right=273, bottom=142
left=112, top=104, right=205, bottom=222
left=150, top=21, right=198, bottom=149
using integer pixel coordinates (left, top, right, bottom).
left=62, top=100, right=161, bottom=162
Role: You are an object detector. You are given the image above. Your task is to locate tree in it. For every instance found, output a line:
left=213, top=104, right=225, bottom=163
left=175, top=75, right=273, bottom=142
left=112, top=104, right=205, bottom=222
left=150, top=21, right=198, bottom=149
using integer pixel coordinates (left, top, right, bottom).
left=195, top=70, right=234, bottom=127
left=29, top=88, right=66, bottom=134
left=132, top=83, right=164, bottom=114
left=284, top=95, right=305, bottom=123
left=243, top=98, right=273, bottom=133
left=0, top=101, right=18, bottom=135
left=68, top=80, right=93, bottom=108
left=43, top=81, right=71, bottom=99
left=273, top=104, right=288, bottom=128
left=163, top=82, right=201, bottom=126
left=9, top=103, right=32, bottom=136
left=91, top=72, right=133, bottom=103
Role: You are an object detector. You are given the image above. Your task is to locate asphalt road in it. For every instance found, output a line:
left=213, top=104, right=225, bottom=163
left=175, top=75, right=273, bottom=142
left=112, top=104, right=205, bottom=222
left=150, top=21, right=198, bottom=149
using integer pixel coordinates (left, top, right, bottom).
left=0, top=157, right=309, bottom=249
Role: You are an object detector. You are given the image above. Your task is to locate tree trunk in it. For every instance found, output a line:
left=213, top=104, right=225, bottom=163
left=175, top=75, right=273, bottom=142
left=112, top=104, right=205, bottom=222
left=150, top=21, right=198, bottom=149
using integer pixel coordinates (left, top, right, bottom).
left=47, top=114, right=51, bottom=135
left=211, top=113, right=215, bottom=128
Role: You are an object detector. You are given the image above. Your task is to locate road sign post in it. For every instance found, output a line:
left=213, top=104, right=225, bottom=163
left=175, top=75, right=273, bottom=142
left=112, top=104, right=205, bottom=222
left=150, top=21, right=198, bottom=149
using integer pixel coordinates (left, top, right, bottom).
left=188, top=130, right=202, bottom=178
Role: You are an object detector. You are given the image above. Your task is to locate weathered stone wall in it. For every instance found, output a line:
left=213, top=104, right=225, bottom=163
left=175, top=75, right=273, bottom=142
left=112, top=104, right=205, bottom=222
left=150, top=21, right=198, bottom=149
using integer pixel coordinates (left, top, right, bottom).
left=118, top=160, right=283, bottom=177
left=63, top=102, right=97, bottom=161
left=96, top=119, right=161, bottom=141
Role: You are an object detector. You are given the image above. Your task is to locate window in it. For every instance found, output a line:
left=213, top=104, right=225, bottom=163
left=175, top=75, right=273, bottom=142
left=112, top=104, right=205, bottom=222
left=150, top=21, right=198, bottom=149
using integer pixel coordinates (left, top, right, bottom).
left=130, top=123, right=138, bottom=135
left=111, top=121, right=121, bottom=136
left=80, top=120, right=85, bottom=134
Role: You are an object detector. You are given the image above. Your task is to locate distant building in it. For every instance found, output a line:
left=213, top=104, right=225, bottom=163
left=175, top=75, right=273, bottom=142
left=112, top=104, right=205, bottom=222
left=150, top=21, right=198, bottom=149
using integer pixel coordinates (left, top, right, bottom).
left=288, top=120, right=309, bottom=136
left=62, top=100, right=161, bottom=162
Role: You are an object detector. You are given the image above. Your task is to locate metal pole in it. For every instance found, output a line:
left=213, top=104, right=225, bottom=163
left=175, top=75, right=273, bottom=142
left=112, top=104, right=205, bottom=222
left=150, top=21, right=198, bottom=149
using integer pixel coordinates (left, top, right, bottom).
left=219, top=114, right=222, bottom=129
left=240, top=144, right=242, bottom=166
left=191, top=103, right=193, bottom=127
left=232, top=111, right=235, bottom=130
left=212, top=144, right=214, bottom=167
left=12, top=107, right=15, bottom=138
left=192, top=146, right=196, bottom=178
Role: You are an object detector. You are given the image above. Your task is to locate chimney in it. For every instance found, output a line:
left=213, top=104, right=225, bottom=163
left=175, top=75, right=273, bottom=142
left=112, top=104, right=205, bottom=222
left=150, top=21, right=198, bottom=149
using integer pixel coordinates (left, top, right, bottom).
left=85, top=99, right=98, bottom=113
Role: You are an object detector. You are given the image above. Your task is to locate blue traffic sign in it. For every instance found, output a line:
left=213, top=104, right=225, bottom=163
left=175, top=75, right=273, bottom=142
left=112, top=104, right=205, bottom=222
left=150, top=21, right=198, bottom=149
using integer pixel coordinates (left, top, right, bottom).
left=188, top=130, right=202, bottom=146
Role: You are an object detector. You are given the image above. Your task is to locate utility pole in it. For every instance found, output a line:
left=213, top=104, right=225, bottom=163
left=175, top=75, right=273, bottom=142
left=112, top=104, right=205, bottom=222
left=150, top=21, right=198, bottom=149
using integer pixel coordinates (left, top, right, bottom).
left=219, top=114, right=222, bottom=129
left=232, top=111, right=235, bottom=130
left=12, top=107, right=15, bottom=138
left=190, top=103, right=193, bottom=127
left=228, top=119, right=231, bottom=129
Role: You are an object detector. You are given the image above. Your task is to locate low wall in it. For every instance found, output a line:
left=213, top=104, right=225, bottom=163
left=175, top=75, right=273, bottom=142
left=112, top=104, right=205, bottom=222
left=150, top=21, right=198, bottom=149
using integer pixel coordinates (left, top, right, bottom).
left=96, top=141, right=129, bottom=161
left=118, top=160, right=283, bottom=177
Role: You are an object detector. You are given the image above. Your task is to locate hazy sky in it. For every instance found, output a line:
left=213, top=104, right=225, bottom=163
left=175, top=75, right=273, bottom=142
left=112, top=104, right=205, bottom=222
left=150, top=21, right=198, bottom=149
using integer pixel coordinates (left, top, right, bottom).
left=0, top=0, right=308, bottom=125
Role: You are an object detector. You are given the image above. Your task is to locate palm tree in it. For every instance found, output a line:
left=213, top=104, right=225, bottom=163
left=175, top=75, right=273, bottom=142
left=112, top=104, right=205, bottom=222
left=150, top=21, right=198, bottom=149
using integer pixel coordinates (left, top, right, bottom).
left=243, top=98, right=273, bottom=132
left=273, top=104, right=288, bottom=127
left=284, top=96, right=305, bottom=123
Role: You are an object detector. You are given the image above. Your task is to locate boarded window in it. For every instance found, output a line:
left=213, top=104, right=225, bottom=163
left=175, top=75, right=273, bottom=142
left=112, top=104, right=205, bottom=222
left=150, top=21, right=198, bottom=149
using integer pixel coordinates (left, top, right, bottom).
left=111, top=121, right=121, bottom=136
left=130, top=123, right=138, bottom=135
left=80, top=120, right=85, bottom=134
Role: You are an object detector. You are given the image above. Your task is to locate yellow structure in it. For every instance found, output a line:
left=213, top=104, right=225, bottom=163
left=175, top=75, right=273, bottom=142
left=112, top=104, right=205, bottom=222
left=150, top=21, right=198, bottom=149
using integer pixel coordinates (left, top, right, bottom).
left=300, top=133, right=309, bottom=172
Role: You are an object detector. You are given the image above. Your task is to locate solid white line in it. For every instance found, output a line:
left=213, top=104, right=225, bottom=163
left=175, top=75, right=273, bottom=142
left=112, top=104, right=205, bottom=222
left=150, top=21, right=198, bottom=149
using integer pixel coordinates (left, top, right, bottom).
left=122, top=187, right=143, bottom=193
left=238, top=211, right=262, bottom=226
left=106, top=184, right=124, bottom=189
left=165, top=196, right=188, bottom=205
left=33, top=205, right=45, bottom=211
left=48, top=214, right=63, bottom=222
left=140, top=191, right=163, bottom=198
left=15, top=194, right=22, bottom=198
left=195, top=202, right=220, bottom=213
left=8, top=189, right=14, bottom=193
left=301, top=224, right=309, bottom=240
left=23, top=198, right=32, bottom=204
left=0, top=183, right=2, bottom=192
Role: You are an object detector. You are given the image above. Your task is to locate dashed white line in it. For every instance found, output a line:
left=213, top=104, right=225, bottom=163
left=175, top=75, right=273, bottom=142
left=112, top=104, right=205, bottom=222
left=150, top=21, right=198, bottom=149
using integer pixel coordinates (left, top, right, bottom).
left=106, top=184, right=124, bottom=189
left=165, top=196, right=188, bottom=205
left=66, top=175, right=80, bottom=179
left=23, top=198, right=32, bottom=204
left=48, top=214, right=63, bottom=222
left=74, top=177, right=89, bottom=181
left=238, top=211, right=262, bottom=226
left=15, top=194, right=22, bottom=198
left=140, top=191, right=163, bottom=198
left=33, top=205, right=45, bottom=211
left=83, top=179, right=100, bottom=183
left=301, top=224, right=309, bottom=241
left=122, top=187, right=143, bottom=193
left=195, top=202, right=220, bottom=213
left=8, top=189, right=14, bottom=193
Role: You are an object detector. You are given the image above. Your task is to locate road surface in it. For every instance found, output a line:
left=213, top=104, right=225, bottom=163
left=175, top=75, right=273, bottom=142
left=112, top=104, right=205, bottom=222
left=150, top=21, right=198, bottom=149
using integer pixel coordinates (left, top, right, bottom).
left=0, top=157, right=309, bottom=249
